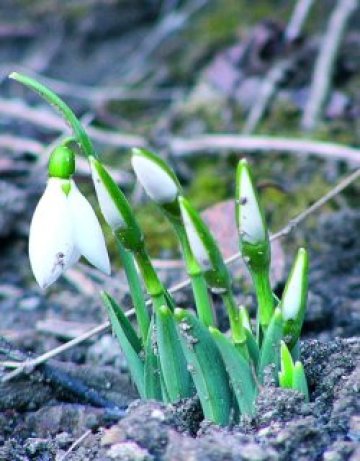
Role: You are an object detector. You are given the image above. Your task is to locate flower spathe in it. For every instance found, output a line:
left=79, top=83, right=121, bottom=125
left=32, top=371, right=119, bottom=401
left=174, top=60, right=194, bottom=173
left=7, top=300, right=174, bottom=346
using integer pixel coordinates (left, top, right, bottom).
left=29, top=177, right=110, bottom=289
left=131, top=148, right=179, bottom=205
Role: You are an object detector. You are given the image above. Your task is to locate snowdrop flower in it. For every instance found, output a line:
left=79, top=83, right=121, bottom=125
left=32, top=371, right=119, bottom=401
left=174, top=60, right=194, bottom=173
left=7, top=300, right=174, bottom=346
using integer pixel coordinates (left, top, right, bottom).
left=281, top=248, right=309, bottom=321
left=179, top=196, right=230, bottom=290
left=179, top=197, right=212, bottom=272
left=89, top=156, right=144, bottom=252
left=90, top=156, right=126, bottom=231
left=29, top=146, right=110, bottom=289
left=131, top=148, right=180, bottom=205
left=236, top=159, right=267, bottom=246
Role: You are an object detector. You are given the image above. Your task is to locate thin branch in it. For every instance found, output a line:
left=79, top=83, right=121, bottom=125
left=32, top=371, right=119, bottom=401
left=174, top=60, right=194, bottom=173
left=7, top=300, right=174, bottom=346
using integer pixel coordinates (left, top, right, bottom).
left=285, top=0, right=316, bottom=42
left=243, top=0, right=315, bottom=133
left=301, top=0, right=358, bottom=131
left=0, top=97, right=146, bottom=149
left=2, top=166, right=359, bottom=383
left=0, top=134, right=43, bottom=154
left=58, top=430, right=92, bottom=461
left=242, top=59, right=293, bottom=134
left=170, top=134, right=360, bottom=165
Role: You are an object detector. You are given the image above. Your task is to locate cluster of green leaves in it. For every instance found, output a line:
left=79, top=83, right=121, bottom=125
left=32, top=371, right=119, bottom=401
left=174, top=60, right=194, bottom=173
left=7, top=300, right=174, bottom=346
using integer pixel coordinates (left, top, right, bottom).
left=11, top=72, right=310, bottom=425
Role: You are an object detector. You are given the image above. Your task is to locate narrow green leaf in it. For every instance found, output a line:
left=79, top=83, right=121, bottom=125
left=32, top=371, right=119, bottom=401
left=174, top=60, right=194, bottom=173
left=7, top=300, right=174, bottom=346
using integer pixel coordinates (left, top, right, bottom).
left=175, top=308, right=232, bottom=425
left=101, top=291, right=142, bottom=353
left=101, top=291, right=145, bottom=398
left=245, top=329, right=260, bottom=370
left=144, top=318, right=162, bottom=400
left=278, top=340, right=294, bottom=389
left=210, top=327, right=257, bottom=417
left=116, top=240, right=149, bottom=343
left=293, top=361, right=309, bottom=402
left=156, top=305, right=193, bottom=402
left=9, top=72, right=95, bottom=158
left=258, top=308, right=283, bottom=384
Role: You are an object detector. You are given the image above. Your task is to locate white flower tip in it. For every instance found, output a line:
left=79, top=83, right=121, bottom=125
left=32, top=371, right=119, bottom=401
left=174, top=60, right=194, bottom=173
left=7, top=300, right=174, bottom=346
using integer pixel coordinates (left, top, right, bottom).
left=282, top=248, right=308, bottom=321
left=132, top=150, right=178, bottom=204
left=90, top=158, right=126, bottom=231
left=179, top=198, right=211, bottom=271
left=68, top=181, right=111, bottom=275
left=236, top=160, right=266, bottom=245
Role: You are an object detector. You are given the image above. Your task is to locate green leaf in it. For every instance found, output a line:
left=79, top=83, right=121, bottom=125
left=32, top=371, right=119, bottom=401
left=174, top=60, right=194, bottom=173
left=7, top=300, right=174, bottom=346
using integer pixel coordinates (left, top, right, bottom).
left=101, top=291, right=145, bottom=398
left=278, top=340, right=294, bottom=389
left=258, top=308, right=283, bottom=384
left=156, top=305, right=193, bottom=402
left=293, top=361, right=309, bottom=402
left=210, top=327, right=257, bottom=417
left=175, top=308, right=232, bottom=425
left=245, top=329, right=260, bottom=370
left=116, top=240, right=150, bottom=343
left=101, top=291, right=142, bottom=353
left=9, top=72, right=95, bottom=159
left=144, top=318, right=162, bottom=400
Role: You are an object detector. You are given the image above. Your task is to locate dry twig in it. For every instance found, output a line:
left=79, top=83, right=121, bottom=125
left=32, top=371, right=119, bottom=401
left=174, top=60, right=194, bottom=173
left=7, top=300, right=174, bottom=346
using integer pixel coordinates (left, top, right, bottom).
left=58, top=429, right=92, bottom=461
left=170, top=134, right=360, bottom=165
left=285, top=0, right=316, bottom=42
left=301, top=0, right=358, bottom=131
left=2, top=166, right=359, bottom=383
left=243, top=0, right=315, bottom=133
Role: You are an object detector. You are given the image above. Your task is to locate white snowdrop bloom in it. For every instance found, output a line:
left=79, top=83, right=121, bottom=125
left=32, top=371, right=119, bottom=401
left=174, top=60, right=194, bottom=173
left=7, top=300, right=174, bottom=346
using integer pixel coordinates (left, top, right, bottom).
left=29, top=178, right=110, bottom=289
left=131, top=149, right=179, bottom=204
left=281, top=248, right=308, bottom=321
left=179, top=200, right=212, bottom=272
left=236, top=159, right=266, bottom=245
left=90, top=156, right=126, bottom=231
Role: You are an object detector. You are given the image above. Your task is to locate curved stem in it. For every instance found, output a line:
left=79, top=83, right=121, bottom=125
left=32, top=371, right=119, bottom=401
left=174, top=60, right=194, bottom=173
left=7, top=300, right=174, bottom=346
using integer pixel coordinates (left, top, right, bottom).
left=9, top=72, right=96, bottom=159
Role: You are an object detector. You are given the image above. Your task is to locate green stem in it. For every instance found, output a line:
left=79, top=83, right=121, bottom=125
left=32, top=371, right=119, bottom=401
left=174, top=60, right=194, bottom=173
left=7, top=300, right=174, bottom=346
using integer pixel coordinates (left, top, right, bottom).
left=221, top=290, right=246, bottom=346
left=9, top=72, right=96, bottom=159
left=116, top=239, right=150, bottom=343
left=134, top=247, right=164, bottom=298
left=172, top=220, right=214, bottom=327
left=191, top=273, right=214, bottom=327
left=251, top=268, right=274, bottom=332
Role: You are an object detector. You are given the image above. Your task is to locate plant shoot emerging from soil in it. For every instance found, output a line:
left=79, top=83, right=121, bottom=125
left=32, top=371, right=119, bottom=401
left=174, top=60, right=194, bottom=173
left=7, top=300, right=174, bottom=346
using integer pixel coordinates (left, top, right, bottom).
left=11, top=72, right=310, bottom=425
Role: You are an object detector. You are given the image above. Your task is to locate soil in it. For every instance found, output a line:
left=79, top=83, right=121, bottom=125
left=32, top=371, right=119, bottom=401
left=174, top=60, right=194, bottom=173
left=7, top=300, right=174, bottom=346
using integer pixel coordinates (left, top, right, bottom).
left=0, top=1, right=359, bottom=460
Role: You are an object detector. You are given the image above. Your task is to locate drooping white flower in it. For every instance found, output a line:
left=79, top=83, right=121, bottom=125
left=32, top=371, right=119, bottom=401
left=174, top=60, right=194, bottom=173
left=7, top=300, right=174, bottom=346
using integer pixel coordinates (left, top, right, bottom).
left=131, top=148, right=179, bottom=205
left=29, top=177, right=110, bottom=289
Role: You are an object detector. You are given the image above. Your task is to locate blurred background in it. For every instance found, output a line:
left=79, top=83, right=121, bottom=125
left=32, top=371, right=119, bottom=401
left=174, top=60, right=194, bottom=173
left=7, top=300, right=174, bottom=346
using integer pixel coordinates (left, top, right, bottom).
left=0, top=0, right=359, bottom=366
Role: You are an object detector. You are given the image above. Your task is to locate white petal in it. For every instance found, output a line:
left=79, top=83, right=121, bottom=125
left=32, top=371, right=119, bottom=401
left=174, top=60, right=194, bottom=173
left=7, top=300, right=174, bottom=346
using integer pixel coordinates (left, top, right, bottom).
left=282, top=253, right=306, bottom=321
left=237, top=167, right=266, bottom=244
left=90, top=158, right=126, bottom=231
left=132, top=155, right=178, bottom=204
left=180, top=204, right=212, bottom=272
left=67, top=181, right=111, bottom=275
left=29, top=178, right=76, bottom=289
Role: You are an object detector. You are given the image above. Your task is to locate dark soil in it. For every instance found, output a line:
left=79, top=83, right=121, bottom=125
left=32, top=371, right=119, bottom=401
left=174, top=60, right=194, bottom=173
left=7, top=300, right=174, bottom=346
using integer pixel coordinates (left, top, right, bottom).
left=0, top=1, right=359, bottom=460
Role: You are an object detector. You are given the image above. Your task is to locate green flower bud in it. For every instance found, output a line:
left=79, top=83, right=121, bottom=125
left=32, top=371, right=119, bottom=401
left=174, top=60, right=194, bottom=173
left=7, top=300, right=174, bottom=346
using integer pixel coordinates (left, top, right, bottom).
left=236, top=158, right=270, bottom=269
left=281, top=248, right=309, bottom=347
left=48, top=145, right=75, bottom=179
left=179, top=196, right=230, bottom=290
left=132, top=148, right=182, bottom=218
